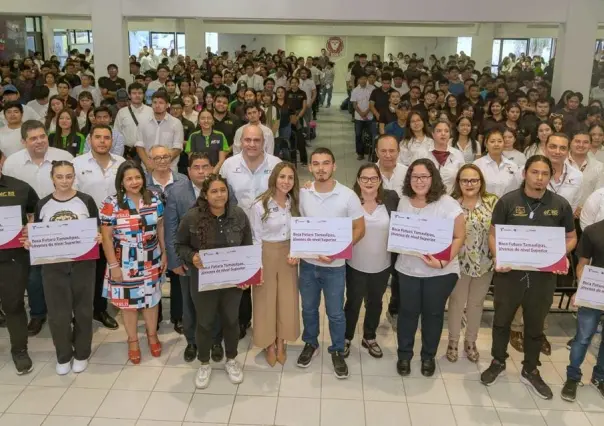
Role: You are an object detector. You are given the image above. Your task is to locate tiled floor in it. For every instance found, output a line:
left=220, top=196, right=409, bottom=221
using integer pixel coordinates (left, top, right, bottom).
left=0, top=97, right=602, bottom=425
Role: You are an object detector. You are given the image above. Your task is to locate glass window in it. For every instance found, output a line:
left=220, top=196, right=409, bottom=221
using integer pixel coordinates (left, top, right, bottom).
left=75, top=31, right=89, bottom=44
left=129, top=31, right=150, bottom=56
left=151, top=32, right=175, bottom=53
left=206, top=32, right=218, bottom=55
left=25, top=17, right=35, bottom=32
left=491, top=39, right=501, bottom=68
left=529, top=38, right=554, bottom=62
left=53, top=32, right=69, bottom=65
left=456, top=37, right=472, bottom=56
left=26, top=35, right=36, bottom=56
left=177, top=33, right=186, bottom=56
left=35, top=17, right=42, bottom=32
left=501, top=39, right=528, bottom=62
left=68, top=31, right=76, bottom=45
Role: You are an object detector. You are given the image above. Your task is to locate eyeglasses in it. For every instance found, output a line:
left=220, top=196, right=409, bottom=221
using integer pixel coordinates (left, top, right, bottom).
left=410, top=175, right=432, bottom=182
left=358, top=176, right=380, bottom=184
left=460, top=178, right=481, bottom=186
left=152, top=155, right=171, bottom=162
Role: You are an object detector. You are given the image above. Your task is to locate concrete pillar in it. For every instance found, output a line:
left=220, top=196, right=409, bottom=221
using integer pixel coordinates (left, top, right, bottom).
left=91, top=0, right=128, bottom=79
left=471, top=23, right=495, bottom=71
left=551, top=0, right=599, bottom=100
left=184, top=19, right=206, bottom=62
left=41, top=16, right=55, bottom=60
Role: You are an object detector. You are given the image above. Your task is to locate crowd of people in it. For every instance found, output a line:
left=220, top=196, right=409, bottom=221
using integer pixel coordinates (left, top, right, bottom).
left=0, top=44, right=603, bottom=408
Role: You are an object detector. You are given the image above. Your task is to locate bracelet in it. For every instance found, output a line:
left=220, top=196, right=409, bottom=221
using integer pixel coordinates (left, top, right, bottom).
left=439, top=260, right=444, bottom=269
left=108, top=263, right=119, bottom=270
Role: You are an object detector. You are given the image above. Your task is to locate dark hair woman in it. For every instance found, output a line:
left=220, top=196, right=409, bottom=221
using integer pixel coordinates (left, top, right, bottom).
left=48, top=108, right=85, bottom=156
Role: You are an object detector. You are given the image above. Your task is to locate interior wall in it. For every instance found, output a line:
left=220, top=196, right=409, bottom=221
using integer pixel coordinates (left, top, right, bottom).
left=285, top=35, right=385, bottom=92
left=217, top=34, right=286, bottom=56
left=384, top=36, right=458, bottom=60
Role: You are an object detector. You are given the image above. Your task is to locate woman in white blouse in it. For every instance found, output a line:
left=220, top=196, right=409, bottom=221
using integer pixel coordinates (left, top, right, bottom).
left=451, top=116, right=481, bottom=163
left=250, top=162, right=301, bottom=366
left=502, top=127, right=527, bottom=168
left=473, top=128, right=523, bottom=198
left=395, top=158, right=466, bottom=378
left=524, top=121, right=553, bottom=158
left=343, top=164, right=399, bottom=359
left=399, top=111, right=434, bottom=166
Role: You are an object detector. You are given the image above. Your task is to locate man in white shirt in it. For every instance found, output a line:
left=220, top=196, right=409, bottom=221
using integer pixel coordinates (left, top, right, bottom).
left=237, top=61, right=264, bottom=91
left=140, top=52, right=155, bottom=73
left=590, top=77, right=604, bottom=103
left=296, top=147, right=366, bottom=378
left=135, top=91, right=184, bottom=172
left=114, top=83, right=153, bottom=150
left=232, top=104, right=274, bottom=156
left=81, top=106, right=125, bottom=157
left=566, top=131, right=604, bottom=218
left=268, top=66, right=288, bottom=89
left=351, top=72, right=376, bottom=161
left=0, top=85, right=41, bottom=125
left=26, top=86, right=49, bottom=119
left=147, top=65, right=173, bottom=92
left=220, top=125, right=281, bottom=337
left=0, top=102, right=24, bottom=158
left=298, top=67, right=317, bottom=131
left=73, top=124, right=124, bottom=330
left=71, top=74, right=102, bottom=107
left=392, top=72, right=410, bottom=96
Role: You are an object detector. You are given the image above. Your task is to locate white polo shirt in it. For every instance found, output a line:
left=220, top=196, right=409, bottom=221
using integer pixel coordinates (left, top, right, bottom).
left=135, top=113, right=184, bottom=171
left=580, top=187, right=604, bottom=230
left=2, top=147, right=73, bottom=198
left=473, top=154, right=522, bottom=198
left=219, top=153, right=282, bottom=216
left=114, top=103, right=154, bottom=148
left=250, top=197, right=292, bottom=245
left=350, top=84, right=374, bottom=120
left=548, top=162, right=583, bottom=212
left=0, top=126, right=23, bottom=158
left=412, top=146, right=465, bottom=194
left=299, top=181, right=364, bottom=268
left=378, top=162, right=407, bottom=197
left=237, top=74, right=264, bottom=91
left=566, top=156, right=604, bottom=208
left=299, top=78, right=316, bottom=104
left=398, top=136, right=434, bottom=166
left=232, top=123, right=275, bottom=157
left=503, top=149, right=527, bottom=168
left=73, top=152, right=126, bottom=207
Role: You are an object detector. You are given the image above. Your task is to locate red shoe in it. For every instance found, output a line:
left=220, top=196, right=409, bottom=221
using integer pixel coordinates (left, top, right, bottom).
left=128, top=339, right=141, bottom=365
left=147, top=333, right=162, bottom=357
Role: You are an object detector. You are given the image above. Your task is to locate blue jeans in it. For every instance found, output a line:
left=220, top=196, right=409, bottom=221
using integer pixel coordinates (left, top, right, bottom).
left=27, top=265, right=47, bottom=319
left=183, top=275, right=222, bottom=346
left=567, top=306, right=604, bottom=382
left=299, top=261, right=346, bottom=353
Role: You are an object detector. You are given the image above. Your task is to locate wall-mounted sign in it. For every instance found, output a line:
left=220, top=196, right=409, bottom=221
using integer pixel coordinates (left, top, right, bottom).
left=326, top=37, right=344, bottom=57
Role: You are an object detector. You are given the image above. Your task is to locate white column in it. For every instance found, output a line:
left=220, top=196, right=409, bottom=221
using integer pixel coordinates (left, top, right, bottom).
left=184, top=19, right=206, bottom=62
left=41, top=16, right=55, bottom=60
left=471, top=23, right=495, bottom=71
left=551, top=0, right=598, bottom=100
left=91, top=0, right=129, bottom=79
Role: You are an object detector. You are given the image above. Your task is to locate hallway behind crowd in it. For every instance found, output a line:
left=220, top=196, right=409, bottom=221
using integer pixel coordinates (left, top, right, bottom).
left=0, top=43, right=604, bottom=426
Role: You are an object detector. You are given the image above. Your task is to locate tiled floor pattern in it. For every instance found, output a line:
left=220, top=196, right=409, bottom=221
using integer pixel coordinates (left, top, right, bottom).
left=0, top=98, right=602, bottom=425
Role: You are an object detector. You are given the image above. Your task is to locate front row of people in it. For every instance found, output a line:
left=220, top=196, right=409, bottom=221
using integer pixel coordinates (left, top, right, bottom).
left=0, top=121, right=602, bottom=405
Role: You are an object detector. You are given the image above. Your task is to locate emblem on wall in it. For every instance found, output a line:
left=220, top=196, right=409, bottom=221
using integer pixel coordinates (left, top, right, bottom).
left=326, top=37, right=344, bottom=57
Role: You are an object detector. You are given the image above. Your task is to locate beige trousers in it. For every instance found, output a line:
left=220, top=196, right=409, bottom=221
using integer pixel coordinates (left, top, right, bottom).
left=252, top=240, right=300, bottom=348
left=447, top=271, right=494, bottom=343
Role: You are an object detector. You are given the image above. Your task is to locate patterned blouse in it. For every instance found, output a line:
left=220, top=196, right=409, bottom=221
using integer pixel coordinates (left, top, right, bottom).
left=458, top=193, right=498, bottom=277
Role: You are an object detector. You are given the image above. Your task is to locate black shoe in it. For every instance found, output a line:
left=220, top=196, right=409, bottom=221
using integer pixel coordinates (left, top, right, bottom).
left=521, top=368, right=553, bottom=400
left=331, top=352, right=349, bottom=379
left=480, top=360, right=506, bottom=386
left=421, top=359, right=436, bottom=377
left=397, top=360, right=411, bottom=377
left=356, top=154, right=364, bottom=161
left=12, top=350, right=33, bottom=375
left=592, top=377, right=604, bottom=399
left=183, top=344, right=197, bottom=363
left=238, top=322, right=250, bottom=340
left=561, top=379, right=579, bottom=402
left=27, top=317, right=46, bottom=336
left=362, top=339, right=383, bottom=359
left=296, top=343, right=319, bottom=368
left=0, top=309, right=6, bottom=328
left=566, top=337, right=575, bottom=350
left=173, top=320, right=184, bottom=335
left=93, top=311, right=119, bottom=330
left=343, top=339, right=351, bottom=358
left=211, top=344, right=224, bottom=362
left=540, top=336, right=552, bottom=356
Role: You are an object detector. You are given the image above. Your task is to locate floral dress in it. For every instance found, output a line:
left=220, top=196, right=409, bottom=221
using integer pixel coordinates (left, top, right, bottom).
left=100, top=193, right=164, bottom=309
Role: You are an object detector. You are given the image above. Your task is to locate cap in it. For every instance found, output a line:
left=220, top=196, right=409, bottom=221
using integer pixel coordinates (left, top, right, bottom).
left=237, top=81, right=247, bottom=91
left=1, top=84, right=18, bottom=94
left=115, top=88, right=129, bottom=102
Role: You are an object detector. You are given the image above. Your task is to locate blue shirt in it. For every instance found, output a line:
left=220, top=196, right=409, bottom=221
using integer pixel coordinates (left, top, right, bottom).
left=384, top=121, right=406, bottom=142
left=449, top=82, right=465, bottom=96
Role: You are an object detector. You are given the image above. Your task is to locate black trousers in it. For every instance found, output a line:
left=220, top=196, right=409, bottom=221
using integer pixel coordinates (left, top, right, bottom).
left=0, top=253, right=29, bottom=353
left=344, top=265, right=390, bottom=340
left=312, top=85, right=321, bottom=118
left=388, top=253, right=399, bottom=315
left=397, top=272, right=457, bottom=361
left=93, top=244, right=108, bottom=314
left=491, top=270, right=556, bottom=372
left=42, top=261, right=95, bottom=363
left=239, top=287, right=252, bottom=327
left=192, top=286, right=242, bottom=363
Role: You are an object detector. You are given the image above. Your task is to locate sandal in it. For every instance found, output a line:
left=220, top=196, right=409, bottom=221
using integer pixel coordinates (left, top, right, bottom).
left=362, top=338, right=383, bottom=359
left=446, top=341, right=458, bottom=363
left=465, top=341, right=480, bottom=363
left=146, top=332, right=162, bottom=357
left=128, top=338, right=141, bottom=365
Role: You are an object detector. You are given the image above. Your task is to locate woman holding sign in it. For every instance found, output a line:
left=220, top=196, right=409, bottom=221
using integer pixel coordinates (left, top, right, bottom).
left=250, top=162, right=301, bottom=366
left=100, top=161, right=167, bottom=365
left=175, top=174, right=253, bottom=389
left=446, top=164, right=498, bottom=363
left=394, top=158, right=466, bottom=377
left=27, top=160, right=100, bottom=375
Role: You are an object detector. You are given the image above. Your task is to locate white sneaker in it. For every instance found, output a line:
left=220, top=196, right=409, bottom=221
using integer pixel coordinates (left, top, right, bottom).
left=195, top=364, right=212, bottom=389
left=72, top=359, right=88, bottom=373
left=56, top=360, right=71, bottom=376
left=225, top=359, right=243, bottom=384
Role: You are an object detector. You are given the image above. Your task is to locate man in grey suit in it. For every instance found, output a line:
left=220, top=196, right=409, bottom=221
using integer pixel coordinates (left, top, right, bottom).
left=165, top=152, right=237, bottom=362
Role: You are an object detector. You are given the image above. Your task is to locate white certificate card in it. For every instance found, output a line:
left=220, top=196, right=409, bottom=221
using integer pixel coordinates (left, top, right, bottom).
left=387, top=212, right=454, bottom=260
left=28, top=218, right=99, bottom=265
left=575, top=265, right=604, bottom=310
left=290, top=217, right=352, bottom=259
left=495, top=225, right=567, bottom=272
left=0, top=205, right=23, bottom=249
left=198, top=245, right=262, bottom=292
